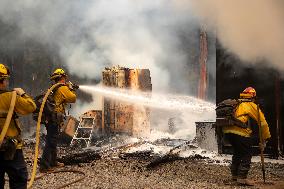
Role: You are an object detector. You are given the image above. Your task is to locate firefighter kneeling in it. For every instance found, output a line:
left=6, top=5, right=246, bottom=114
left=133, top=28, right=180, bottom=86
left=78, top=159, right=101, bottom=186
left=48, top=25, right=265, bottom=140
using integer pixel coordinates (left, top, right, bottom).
left=0, top=63, right=36, bottom=189
left=222, top=87, right=271, bottom=186
left=39, top=68, right=77, bottom=173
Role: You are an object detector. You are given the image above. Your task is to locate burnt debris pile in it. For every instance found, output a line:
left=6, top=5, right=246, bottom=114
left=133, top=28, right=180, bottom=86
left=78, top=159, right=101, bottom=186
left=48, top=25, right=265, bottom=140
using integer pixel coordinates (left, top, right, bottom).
left=49, top=137, right=206, bottom=167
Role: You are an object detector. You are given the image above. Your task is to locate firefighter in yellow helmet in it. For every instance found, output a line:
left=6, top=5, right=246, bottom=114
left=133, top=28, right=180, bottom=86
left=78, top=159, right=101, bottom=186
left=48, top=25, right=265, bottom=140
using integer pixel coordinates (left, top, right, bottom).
left=223, top=87, right=270, bottom=186
left=0, top=63, right=36, bottom=189
left=39, top=68, right=77, bottom=173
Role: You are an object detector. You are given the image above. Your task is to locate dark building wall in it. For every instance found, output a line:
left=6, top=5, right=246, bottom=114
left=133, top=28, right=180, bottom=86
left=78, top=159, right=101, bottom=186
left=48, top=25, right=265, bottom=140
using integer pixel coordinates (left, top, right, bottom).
left=216, top=42, right=284, bottom=157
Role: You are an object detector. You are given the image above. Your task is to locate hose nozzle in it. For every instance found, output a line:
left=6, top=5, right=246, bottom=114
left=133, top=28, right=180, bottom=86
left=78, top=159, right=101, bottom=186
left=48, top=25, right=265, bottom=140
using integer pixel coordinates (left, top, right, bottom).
left=67, top=81, right=79, bottom=90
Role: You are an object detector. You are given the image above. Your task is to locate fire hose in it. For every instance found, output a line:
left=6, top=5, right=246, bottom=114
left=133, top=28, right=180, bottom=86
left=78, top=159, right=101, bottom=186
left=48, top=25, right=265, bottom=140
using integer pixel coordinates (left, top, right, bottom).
left=0, top=84, right=85, bottom=189
left=0, top=84, right=85, bottom=188
left=0, top=87, right=84, bottom=188
left=29, top=169, right=85, bottom=189
left=0, top=88, right=85, bottom=189
left=0, top=91, right=17, bottom=147
left=28, top=83, right=61, bottom=187
left=27, top=83, right=85, bottom=188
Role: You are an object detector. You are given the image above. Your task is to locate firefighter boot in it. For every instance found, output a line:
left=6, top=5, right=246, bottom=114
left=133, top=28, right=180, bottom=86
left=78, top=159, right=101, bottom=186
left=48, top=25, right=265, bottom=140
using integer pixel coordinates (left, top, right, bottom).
left=232, top=175, right=238, bottom=181
left=237, top=178, right=254, bottom=186
left=54, top=161, right=64, bottom=168
left=238, top=167, right=254, bottom=186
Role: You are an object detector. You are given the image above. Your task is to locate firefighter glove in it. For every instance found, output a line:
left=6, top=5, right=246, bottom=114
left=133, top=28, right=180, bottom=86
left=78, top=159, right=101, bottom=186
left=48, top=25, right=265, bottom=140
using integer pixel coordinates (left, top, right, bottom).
left=67, top=81, right=73, bottom=90
left=13, top=88, right=26, bottom=96
left=67, top=81, right=79, bottom=90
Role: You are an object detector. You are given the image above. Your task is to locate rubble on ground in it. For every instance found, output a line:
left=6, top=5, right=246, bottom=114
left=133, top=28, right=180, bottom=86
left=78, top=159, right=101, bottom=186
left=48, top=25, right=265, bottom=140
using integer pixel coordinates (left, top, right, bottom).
left=18, top=137, right=284, bottom=189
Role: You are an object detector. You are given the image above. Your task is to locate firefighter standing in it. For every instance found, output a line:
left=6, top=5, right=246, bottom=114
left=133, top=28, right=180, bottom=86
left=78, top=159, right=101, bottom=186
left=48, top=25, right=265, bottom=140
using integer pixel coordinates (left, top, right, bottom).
left=39, top=68, right=76, bottom=173
left=223, top=87, right=271, bottom=186
left=0, top=63, right=36, bottom=189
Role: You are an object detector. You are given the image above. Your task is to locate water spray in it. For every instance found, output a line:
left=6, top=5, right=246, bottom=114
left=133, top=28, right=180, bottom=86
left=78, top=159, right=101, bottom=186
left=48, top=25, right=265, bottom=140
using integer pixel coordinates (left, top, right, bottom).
left=79, top=85, right=215, bottom=114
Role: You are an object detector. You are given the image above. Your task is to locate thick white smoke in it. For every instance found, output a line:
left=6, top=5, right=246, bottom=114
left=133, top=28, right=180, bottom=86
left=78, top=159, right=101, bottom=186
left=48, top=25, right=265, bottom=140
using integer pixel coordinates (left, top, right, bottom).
left=0, top=0, right=206, bottom=94
left=186, top=0, right=284, bottom=69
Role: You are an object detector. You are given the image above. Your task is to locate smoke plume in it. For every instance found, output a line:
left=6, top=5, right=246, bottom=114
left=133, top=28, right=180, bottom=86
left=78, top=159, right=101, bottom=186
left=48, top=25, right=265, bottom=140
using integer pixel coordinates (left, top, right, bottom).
left=187, top=0, right=284, bottom=69
left=0, top=0, right=212, bottom=94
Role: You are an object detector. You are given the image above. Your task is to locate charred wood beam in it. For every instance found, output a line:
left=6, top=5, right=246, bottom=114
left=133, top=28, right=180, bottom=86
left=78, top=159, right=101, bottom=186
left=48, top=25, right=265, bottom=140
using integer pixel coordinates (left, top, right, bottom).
left=58, top=150, right=101, bottom=165
left=146, top=141, right=198, bottom=168
left=119, top=150, right=153, bottom=160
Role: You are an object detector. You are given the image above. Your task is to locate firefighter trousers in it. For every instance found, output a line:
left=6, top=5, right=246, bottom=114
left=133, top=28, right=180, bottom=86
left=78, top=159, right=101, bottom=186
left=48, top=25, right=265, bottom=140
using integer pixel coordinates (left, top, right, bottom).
left=0, top=149, right=28, bottom=189
left=40, top=122, right=59, bottom=170
left=225, top=133, right=253, bottom=179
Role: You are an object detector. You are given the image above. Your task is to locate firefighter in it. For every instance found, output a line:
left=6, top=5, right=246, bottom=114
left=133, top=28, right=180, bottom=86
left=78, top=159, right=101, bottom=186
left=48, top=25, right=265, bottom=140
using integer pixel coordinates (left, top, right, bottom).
left=39, top=68, right=77, bottom=173
left=223, top=87, right=271, bottom=186
left=0, top=63, right=36, bottom=189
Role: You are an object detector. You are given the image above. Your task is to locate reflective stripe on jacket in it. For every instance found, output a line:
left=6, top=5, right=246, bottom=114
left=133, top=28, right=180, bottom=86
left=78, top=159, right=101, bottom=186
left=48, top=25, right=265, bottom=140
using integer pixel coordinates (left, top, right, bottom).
left=0, top=91, right=36, bottom=148
left=223, top=101, right=271, bottom=140
left=53, top=85, right=76, bottom=113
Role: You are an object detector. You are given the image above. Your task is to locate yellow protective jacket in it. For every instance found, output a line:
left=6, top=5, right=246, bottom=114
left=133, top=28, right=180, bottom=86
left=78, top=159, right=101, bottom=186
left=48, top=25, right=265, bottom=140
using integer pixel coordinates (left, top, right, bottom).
left=53, top=85, right=76, bottom=113
left=223, top=101, right=271, bottom=140
left=0, top=91, right=36, bottom=148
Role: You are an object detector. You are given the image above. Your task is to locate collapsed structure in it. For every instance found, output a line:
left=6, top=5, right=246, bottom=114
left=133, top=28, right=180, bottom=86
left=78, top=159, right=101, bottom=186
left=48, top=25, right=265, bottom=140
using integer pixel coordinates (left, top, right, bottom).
left=65, top=66, right=152, bottom=147
left=102, top=66, right=152, bottom=136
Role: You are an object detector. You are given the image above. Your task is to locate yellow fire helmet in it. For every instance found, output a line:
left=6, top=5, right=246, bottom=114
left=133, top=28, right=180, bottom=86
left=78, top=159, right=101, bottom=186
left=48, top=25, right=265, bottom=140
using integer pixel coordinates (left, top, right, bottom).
left=0, top=63, right=10, bottom=79
left=240, top=86, right=256, bottom=99
left=50, top=68, right=67, bottom=80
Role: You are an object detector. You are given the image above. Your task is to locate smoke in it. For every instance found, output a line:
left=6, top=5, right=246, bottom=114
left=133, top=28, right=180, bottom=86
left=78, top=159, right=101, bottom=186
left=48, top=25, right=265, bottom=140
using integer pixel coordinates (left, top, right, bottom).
left=0, top=1, right=217, bottom=139
left=0, top=0, right=209, bottom=94
left=187, top=0, right=284, bottom=69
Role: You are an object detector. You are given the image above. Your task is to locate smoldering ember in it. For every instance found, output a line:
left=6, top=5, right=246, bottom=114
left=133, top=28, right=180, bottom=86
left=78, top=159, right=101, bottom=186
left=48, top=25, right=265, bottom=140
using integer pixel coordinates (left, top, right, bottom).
left=0, top=1, right=284, bottom=189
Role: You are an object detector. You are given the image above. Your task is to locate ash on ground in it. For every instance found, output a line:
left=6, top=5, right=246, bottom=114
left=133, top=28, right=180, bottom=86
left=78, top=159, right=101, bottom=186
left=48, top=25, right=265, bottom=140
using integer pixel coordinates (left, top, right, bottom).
left=20, top=136, right=284, bottom=189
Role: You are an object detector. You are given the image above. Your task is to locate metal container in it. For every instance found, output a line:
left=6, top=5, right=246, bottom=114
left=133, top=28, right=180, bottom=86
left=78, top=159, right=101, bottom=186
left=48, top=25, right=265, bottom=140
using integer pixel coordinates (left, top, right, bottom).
left=195, top=122, right=218, bottom=151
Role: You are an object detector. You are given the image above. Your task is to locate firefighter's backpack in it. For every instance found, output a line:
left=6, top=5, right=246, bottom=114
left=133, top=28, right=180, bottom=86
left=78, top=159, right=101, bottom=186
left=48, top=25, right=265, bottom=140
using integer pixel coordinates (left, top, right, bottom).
left=216, top=99, right=248, bottom=128
left=33, top=84, right=63, bottom=124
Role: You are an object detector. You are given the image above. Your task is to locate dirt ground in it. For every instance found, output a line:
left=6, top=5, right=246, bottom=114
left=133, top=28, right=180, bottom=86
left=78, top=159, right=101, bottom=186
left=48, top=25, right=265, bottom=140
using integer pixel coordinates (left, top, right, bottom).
left=3, top=139, right=284, bottom=189
left=18, top=146, right=284, bottom=189
left=31, top=159, right=283, bottom=189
